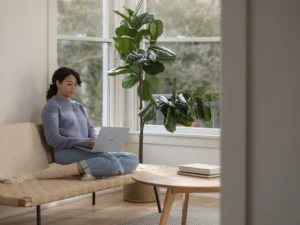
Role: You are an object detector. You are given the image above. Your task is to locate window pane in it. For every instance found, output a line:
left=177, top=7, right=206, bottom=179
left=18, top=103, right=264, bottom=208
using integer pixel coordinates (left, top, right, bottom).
left=146, top=42, right=221, bottom=128
left=146, top=0, right=221, bottom=37
left=154, top=42, right=220, bottom=94
left=57, top=40, right=103, bottom=127
left=57, top=0, right=103, bottom=37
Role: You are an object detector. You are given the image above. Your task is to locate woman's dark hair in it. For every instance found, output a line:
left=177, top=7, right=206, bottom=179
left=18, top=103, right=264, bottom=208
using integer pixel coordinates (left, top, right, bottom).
left=46, top=67, right=82, bottom=100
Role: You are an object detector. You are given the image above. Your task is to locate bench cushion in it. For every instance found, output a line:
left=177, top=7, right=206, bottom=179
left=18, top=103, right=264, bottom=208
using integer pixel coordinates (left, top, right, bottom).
left=0, top=123, right=49, bottom=181
left=0, top=164, right=166, bottom=207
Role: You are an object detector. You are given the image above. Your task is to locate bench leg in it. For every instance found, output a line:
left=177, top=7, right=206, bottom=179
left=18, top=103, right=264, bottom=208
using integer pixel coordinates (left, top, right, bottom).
left=36, top=205, right=41, bottom=225
left=92, top=192, right=96, bottom=205
left=154, top=186, right=162, bottom=213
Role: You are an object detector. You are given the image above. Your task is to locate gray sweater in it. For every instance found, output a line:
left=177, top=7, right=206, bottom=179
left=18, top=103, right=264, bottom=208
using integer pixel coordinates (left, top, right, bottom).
left=41, top=96, right=97, bottom=150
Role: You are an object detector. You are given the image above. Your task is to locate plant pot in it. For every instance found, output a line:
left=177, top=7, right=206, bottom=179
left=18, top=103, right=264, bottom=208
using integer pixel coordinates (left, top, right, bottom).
left=123, top=182, right=158, bottom=203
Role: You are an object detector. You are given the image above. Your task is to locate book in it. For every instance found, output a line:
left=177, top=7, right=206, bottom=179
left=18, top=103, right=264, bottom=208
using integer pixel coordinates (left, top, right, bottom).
left=177, top=171, right=220, bottom=178
left=178, top=163, right=221, bottom=175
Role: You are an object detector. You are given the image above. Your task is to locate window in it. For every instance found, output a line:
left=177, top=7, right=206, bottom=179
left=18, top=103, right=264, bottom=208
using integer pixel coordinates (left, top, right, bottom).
left=49, top=0, right=113, bottom=127
left=144, top=0, right=221, bottom=130
left=49, top=0, right=221, bottom=135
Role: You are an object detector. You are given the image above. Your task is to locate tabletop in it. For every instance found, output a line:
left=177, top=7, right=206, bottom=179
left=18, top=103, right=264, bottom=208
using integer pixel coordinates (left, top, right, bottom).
left=132, top=167, right=220, bottom=193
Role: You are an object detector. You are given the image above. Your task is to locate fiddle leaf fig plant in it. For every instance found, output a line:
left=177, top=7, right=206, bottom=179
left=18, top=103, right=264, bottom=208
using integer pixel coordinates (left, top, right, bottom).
left=108, top=0, right=220, bottom=163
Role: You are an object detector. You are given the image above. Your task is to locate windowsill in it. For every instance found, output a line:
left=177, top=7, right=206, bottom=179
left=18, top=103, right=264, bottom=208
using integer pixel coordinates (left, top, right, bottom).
left=95, top=125, right=221, bottom=138
left=129, top=130, right=220, bottom=139
left=138, top=125, right=220, bottom=137
left=126, top=129, right=220, bottom=149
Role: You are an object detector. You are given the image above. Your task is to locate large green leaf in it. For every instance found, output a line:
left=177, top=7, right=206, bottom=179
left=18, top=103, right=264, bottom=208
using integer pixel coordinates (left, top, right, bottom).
left=133, top=12, right=154, bottom=30
left=120, top=20, right=131, bottom=28
left=134, top=29, right=150, bottom=44
left=157, top=96, right=175, bottom=118
left=147, top=51, right=157, bottom=62
left=171, top=78, right=177, bottom=104
left=193, top=86, right=206, bottom=97
left=113, top=10, right=132, bottom=26
left=127, top=51, right=146, bottom=73
left=126, top=51, right=144, bottom=64
left=150, top=20, right=163, bottom=42
left=149, top=46, right=176, bottom=63
left=174, top=94, right=189, bottom=115
left=143, top=61, right=165, bottom=75
left=113, top=37, right=136, bottom=55
left=187, top=97, right=197, bottom=117
left=107, top=66, right=133, bottom=76
left=176, top=115, right=193, bottom=127
left=189, top=97, right=212, bottom=122
left=137, top=79, right=152, bottom=101
left=122, top=74, right=139, bottom=89
left=124, top=7, right=134, bottom=17
left=201, top=101, right=212, bottom=122
left=164, top=107, right=177, bottom=133
left=115, top=26, right=137, bottom=37
left=194, top=98, right=204, bottom=119
left=145, top=75, right=159, bottom=89
left=138, top=98, right=157, bottom=121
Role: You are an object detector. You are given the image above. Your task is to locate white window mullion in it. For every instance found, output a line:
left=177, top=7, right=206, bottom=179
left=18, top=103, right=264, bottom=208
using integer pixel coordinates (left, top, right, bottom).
left=57, top=35, right=112, bottom=43
left=48, top=0, right=58, bottom=83
left=102, top=0, right=115, bottom=126
left=106, top=0, right=124, bottom=127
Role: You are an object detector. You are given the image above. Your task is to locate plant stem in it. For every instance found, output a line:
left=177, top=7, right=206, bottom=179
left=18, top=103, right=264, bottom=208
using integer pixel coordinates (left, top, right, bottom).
left=139, top=119, right=145, bottom=164
left=139, top=71, right=144, bottom=163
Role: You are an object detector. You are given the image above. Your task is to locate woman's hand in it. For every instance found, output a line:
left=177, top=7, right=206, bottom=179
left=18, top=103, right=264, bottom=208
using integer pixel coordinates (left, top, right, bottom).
left=88, top=139, right=95, bottom=149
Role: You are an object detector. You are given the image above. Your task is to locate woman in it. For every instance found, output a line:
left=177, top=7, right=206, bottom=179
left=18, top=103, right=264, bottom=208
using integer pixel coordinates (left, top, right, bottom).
left=37, top=67, right=139, bottom=180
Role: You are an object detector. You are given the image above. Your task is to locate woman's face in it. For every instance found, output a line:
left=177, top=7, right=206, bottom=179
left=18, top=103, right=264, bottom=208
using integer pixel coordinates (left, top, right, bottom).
left=56, top=74, right=78, bottom=99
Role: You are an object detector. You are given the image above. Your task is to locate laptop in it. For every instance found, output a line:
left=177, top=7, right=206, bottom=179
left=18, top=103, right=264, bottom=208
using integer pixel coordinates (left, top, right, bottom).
left=75, top=127, right=130, bottom=152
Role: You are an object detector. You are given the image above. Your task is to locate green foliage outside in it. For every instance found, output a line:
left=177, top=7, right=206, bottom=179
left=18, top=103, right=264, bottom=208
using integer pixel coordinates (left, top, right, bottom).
left=146, top=0, right=220, bottom=94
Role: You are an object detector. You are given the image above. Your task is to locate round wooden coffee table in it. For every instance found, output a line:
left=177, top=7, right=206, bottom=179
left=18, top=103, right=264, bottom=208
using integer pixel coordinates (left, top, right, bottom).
left=132, top=167, right=220, bottom=225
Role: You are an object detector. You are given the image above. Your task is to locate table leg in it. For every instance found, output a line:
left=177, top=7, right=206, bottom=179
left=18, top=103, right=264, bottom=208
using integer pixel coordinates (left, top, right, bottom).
left=159, top=188, right=175, bottom=225
left=181, top=193, right=190, bottom=225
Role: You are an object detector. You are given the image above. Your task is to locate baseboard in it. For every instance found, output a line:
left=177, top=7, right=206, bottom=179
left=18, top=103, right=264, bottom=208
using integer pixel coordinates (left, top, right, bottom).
left=0, top=186, right=124, bottom=220
left=158, top=187, right=220, bottom=199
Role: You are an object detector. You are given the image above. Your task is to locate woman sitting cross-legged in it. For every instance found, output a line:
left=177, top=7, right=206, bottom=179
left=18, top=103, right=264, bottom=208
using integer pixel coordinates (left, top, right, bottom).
left=37, top=67, right=139, bottom=181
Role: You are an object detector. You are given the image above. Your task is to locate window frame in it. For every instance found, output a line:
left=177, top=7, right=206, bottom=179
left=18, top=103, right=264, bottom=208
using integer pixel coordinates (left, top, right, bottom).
left=48, top=0, right=118, bottom=127
left=48, top=0, right=221, bottom=138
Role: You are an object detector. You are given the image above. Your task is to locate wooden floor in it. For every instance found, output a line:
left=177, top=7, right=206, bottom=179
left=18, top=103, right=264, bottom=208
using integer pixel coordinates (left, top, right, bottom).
left=0, top=190, right=219, bottom=225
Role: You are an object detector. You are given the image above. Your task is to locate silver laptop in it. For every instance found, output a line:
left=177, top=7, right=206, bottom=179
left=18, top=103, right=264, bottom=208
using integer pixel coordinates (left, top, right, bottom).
left=75, top=127, right=130, bottom=152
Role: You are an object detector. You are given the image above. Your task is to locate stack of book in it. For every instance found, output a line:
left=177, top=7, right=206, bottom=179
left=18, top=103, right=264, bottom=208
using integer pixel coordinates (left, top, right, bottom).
left=177, top=163, right=221, bottom=178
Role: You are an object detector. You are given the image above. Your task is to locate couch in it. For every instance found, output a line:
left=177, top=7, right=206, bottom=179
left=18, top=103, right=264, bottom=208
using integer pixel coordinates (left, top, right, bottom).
left=0, top=123, right=162, bottom=225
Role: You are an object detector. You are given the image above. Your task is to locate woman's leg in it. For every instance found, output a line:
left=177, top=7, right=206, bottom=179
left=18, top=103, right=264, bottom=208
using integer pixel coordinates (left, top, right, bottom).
left=54, top=148, right=138, bottom=177
left=109, top=152, right=139, bottom=174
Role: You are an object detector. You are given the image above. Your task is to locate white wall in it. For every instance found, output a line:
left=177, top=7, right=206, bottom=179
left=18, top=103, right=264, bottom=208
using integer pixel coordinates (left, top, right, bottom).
left=0, top=0, right=48, bottom=125
left=125, top=132, right=220, bottom=166
left=0, top=0, right=48, bottom=219
left=222, top=0, right=300, bottom=225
